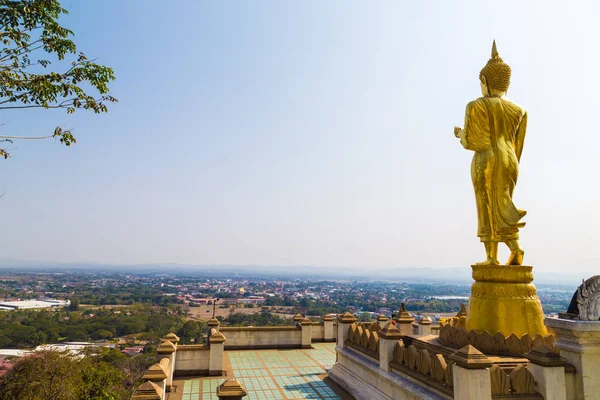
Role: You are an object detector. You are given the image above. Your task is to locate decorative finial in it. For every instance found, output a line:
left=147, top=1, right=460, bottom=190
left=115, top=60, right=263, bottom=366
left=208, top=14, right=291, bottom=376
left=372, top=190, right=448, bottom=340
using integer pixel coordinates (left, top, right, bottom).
left=491, top=40, right=499, bottom=60
left=456, top=303, right=468, bottom=318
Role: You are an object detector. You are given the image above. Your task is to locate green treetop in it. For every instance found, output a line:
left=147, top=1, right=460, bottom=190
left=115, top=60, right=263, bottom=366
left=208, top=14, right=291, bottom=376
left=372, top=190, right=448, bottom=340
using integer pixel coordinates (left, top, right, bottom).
left=0, top=0, right=117, bottom=158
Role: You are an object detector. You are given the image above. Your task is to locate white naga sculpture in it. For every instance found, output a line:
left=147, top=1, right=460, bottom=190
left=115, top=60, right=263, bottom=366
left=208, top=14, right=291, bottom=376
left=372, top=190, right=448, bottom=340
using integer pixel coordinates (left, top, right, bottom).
left=576, top=276, right=600, bottom=321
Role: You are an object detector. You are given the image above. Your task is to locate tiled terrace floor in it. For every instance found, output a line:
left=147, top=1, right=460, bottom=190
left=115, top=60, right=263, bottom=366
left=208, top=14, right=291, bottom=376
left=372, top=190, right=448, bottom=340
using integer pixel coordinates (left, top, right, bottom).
left=170, top=343, right=353, bottom=400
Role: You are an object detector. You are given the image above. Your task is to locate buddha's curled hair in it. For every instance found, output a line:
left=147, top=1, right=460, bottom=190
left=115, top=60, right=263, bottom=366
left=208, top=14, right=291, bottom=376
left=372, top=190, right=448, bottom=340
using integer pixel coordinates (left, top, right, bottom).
left=480, top=40, right=511, bottom=92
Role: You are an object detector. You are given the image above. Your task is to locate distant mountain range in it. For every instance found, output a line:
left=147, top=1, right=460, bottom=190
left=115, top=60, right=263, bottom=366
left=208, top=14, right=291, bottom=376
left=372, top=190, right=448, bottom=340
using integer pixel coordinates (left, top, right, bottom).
left=0, top=258, right=585, bottom=287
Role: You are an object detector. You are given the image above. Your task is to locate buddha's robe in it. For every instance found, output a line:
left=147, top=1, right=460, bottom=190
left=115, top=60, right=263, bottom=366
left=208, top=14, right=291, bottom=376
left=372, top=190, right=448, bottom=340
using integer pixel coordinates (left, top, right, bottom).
left=460, top=96, right=527, bottom=242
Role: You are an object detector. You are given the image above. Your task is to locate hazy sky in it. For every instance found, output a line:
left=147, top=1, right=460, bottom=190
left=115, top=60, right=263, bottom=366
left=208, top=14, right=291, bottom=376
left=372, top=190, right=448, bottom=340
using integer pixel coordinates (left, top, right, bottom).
left=1, top=1, right=599, bottom=275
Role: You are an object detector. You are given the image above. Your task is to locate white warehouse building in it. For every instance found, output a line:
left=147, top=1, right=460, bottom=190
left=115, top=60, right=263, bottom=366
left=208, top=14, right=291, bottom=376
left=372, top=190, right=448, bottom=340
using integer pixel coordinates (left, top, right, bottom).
left=0, top=299, right=70, bottom=310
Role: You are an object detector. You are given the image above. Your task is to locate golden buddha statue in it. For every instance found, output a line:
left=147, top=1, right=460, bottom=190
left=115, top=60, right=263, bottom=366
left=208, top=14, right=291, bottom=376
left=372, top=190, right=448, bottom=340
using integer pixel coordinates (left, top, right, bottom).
left=454, top=41, right=528, bottom=266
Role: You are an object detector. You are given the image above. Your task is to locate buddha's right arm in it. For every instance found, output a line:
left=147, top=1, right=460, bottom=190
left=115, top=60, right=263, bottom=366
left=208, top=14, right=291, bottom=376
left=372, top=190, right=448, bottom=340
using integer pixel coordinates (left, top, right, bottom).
left=460, top=104, right=474, bottom=150
left=461, top=100, right=489, bottom=151
left=458, top=129, right=469, bottom=148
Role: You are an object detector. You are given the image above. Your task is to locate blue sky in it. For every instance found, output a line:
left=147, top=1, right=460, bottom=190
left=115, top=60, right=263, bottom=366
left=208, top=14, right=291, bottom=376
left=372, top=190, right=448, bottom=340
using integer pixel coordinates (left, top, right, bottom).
left=1, top=1, right=599, bottom=275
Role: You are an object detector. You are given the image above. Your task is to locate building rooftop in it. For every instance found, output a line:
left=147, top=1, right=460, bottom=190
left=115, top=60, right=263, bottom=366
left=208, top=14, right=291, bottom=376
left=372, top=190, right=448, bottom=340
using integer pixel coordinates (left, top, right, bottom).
left=0, top=349, right=31, bottom=358
left=170, top=343, right=352, bottom=400
left=0, top=299, right=69, bottom=310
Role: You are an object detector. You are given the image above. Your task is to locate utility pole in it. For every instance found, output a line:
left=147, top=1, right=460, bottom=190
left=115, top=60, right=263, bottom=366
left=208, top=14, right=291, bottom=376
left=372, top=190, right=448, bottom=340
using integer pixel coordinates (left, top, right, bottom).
left=212, top=298, right=220, bottom=318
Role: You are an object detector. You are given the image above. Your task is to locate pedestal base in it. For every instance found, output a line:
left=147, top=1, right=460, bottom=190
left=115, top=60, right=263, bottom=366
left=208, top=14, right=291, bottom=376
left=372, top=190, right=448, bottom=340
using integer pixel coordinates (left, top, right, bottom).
left=466, top=265, right=547, bottom=337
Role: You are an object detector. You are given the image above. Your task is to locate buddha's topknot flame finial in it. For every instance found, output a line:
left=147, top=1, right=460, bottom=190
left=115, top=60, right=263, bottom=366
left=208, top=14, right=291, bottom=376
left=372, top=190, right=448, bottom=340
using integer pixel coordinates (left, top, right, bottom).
left=491, top=40, right=499, bottom=60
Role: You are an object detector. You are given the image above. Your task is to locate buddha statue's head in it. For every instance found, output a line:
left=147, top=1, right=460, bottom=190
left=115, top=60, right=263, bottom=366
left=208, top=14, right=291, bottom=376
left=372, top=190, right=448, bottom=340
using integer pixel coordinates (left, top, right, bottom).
left=479, top=40, right=511, bottom=97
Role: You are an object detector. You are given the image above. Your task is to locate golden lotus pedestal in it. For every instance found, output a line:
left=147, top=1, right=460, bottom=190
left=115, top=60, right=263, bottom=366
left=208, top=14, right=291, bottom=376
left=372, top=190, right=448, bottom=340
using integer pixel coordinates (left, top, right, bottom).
left=466, top=265, right=547, bottom=337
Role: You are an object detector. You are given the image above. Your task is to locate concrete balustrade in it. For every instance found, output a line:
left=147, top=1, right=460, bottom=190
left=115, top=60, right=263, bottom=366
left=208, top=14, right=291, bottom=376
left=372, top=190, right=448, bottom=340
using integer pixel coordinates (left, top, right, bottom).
left=156, top=339, right=176, bottom=390
left=417, top=317, right=432, bottom=336
left=394, top=303, right=415, bottom=336
left=337, top=312, right=358, bottom=349
left=300, top=317, right=313, bottom=349
left=140, top=363, right=167, bottom=399
left=209, top=329, right=226, bottom=376
left=545, top=317, right=600, bottom=400
left=219, top=326, right=302, bottom=349
left=449, top=345, right=492, bottom=400
left=207, top=317, right=220, bottom=341
left=525, top=345, right=567, bottom=400
left=173, top=345, right=210, bottom=376
left=131, top=310, right=591, bottom=400
left=217, top=315, right=336, bottom=349
left=378, top=322, right=403, bottom=372
left=323, top=314, right=335, bottom=342
left=132, top=314, right=342, bottom=398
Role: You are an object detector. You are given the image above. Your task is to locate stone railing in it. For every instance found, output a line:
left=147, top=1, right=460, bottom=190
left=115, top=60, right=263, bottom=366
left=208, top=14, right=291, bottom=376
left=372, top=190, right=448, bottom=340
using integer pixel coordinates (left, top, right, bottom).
left=137, top=359, right=169, bottom=399
left=488, top=364, right=540, bottom=398
left=331, top=310, right=559, bottom=400
left=450, top=345, right=547, bottom=400
left=390, top=340, right=454, bottom=397
left=309, top=320, right=337, bottom=342
left=389, top=341, right=544, bottom=399
left=173, top=344, right=210, bottom=376
left=346, top=322, right=380, bottom=360
left=131, top=315, right=340, bottom=398
left=216, top=314, right=336, bottom=349
left=131, top=329, right=227, bottom=399
left=219, top=326, right=304, bottom=349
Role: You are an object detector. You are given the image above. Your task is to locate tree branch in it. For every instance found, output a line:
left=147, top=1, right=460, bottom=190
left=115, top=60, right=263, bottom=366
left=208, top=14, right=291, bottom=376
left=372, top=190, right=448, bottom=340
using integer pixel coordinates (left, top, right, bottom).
left=0, top=134, right=53, bottom=140
left=0, top=104, right=64, bottom=109
left=0, top=39, right=43, bottom=62
left=0, top=96, right=77, bottom=109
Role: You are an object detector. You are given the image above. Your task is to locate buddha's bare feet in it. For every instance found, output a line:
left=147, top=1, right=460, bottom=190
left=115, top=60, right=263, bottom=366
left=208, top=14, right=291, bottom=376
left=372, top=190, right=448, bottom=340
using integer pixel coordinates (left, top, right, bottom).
left=507, top=249, right=524, bottom=265
left=476, top=258, right=500, bottom=266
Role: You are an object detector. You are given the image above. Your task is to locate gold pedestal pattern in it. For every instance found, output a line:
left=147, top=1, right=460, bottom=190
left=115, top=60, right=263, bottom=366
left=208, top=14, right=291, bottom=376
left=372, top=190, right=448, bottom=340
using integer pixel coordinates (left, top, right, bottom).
left=466, top=265, right=547, bottom=337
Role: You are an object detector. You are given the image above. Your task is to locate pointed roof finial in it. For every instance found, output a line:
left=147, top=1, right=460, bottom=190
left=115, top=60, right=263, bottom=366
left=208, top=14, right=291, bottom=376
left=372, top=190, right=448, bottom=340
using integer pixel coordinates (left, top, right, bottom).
left=491, top=40, right=499, bottom=60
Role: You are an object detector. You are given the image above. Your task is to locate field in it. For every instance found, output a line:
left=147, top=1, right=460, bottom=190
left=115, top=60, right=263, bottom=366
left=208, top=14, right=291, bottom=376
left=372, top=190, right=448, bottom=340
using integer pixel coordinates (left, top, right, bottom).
left=186, top=305, right=297, bottom=322
left=79, top=304, right=130, bottom=310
